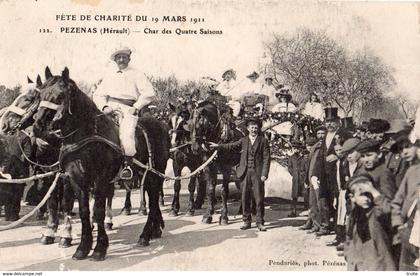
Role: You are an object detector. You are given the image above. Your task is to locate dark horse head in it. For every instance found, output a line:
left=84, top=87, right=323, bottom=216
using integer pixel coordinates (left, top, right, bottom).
left=190, top=101, right=220, bottom=154
left=32, top=67, right=102, bottom=142
left=0, top=75, right=43, bottom=135
left=168, top=101, right=192, bottom=147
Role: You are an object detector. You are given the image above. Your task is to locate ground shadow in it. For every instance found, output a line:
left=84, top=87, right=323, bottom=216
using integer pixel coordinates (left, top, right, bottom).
left=17, top=218, right=258, bottom=271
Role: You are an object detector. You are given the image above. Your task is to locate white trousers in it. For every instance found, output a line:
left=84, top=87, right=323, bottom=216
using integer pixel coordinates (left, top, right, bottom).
left=227, top=100, right=241, bottom=117
left=107, top=101, right=138, bottom=157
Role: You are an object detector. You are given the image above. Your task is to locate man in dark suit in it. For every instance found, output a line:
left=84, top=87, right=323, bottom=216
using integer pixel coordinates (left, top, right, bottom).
left=312, top=107, right=351, bottom=236
left=210, top=118, right=270, bottom=231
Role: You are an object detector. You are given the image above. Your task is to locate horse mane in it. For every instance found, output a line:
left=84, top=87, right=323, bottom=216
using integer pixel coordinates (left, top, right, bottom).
left=197, top=101, right=219, bottom=124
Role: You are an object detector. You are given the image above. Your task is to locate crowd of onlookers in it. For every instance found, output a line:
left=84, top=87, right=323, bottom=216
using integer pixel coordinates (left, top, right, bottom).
left=286, top=108, right=419, bottom=271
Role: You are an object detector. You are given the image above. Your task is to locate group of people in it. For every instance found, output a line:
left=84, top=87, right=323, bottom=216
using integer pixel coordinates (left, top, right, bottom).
left=286, top=107, right=419, bottom=271
left=0, top=46, right=419, bottom=271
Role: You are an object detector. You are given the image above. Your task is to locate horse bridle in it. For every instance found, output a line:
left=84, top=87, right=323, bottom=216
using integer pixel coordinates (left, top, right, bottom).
left=190, top=107, right=222, bottom=146
left=4, top=91, right=41, bottom=134
left=37, top=98, right=79, bottom=139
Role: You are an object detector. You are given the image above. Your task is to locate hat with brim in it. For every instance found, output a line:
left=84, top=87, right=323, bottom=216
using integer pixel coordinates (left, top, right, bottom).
left=275, top=91, right=292, bottom=102
left=324, top=107, right=340, bottom=122
left=355, top=138, right=381, bottom=154
left=341, top=138, right=361, bottom=154
left=385, top=119, right=411, bottom=134
left=110, top=47, right=132, bottom=61
left=368, top=118, right=390, bottom=134
left=222, top=69, right=236, bottom=80
left=245, top=117, right=262, bottom=128
left=246, top=71, right=259, bottom=79
left=315, top=125, right=327, bottom=133
left=347, top=174, right=374, bottom=190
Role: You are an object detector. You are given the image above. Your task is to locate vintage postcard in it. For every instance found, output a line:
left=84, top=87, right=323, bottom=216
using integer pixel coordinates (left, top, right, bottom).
left=0, top=0, right=419, bottom=272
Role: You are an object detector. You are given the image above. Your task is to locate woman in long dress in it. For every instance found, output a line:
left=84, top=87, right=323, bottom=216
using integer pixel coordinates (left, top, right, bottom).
left=270, top=87, right=297, bottom=137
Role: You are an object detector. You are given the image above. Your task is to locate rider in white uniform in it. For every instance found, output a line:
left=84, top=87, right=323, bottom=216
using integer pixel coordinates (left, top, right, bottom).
left=93, top=47, right=155, bottom=179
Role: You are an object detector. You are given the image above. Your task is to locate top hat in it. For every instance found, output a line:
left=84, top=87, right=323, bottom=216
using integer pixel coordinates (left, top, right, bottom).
left=246, top=71, right=260, bottom=79
left=341, top=117, right=354, bottom=129
left=324, top=107, right=340, bottom=121
left=110, top=46, right=132, bottom=61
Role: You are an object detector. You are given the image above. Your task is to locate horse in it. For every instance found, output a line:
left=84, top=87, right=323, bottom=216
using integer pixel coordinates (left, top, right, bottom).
left=32, top=67, right=170, bottom=260
left=190, top=101, right=243, bottom=224
left=0, top=131, right=31, bottom=221
left=167, top=101, right=206, bottom=216
left=0, top=74, right=78, bottom=247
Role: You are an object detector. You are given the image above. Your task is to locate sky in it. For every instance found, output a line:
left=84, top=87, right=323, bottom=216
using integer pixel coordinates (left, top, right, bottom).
left=0, top=0, right=419, bottom=101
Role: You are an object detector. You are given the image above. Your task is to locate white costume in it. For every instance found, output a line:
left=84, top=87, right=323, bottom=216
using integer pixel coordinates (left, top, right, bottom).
left=270, top=102, right=297, bottom=136
left=260, top=83, right=277, bottom=109
left=93, top=66, right=155, bottom=156
left=302, top=101, right=324, bottom=120
left=217, top=79, right=242, bottom=116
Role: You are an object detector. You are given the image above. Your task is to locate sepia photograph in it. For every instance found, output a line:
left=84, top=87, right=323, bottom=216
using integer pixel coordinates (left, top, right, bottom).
left=0, top=0, right=419, bottom=272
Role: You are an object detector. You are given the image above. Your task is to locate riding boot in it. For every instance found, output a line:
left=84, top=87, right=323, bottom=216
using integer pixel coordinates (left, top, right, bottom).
left=120, top=156, right=134, bottom=180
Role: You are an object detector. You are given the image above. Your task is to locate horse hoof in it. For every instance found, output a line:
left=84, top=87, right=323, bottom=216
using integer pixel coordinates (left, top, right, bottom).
left=105, top=223, right=113, bottom=231
left=123, top=209, right=131, bottom=216
left=136, top=238, right=150, bottom=247
left=72, top=250, right=89, bottom=260
left=40, top=236, right=55, bottom=245
left=202, top=216, right=212, bottom=224
left=220, top=217, right=229, bottom=225
left=168, top=210, right=178, bottom=217
left=91, top=250, right=107, bottom=261
left=138, top=209, right=148, bottom=216
left=59, top=238, right=72, bottom=248
left=186, top=210, right=195, bottom=217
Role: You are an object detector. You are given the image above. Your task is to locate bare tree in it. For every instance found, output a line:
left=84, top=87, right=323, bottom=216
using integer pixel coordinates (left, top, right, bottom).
left=264, top=28, right=395, bottom=119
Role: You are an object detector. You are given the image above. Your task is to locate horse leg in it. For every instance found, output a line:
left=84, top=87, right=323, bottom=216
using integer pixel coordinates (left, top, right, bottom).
left=219, top=171, right=230, bottom=225
left=186, top=176, right=196, bottom=216
left=41, top=186, right=58, bottom=245
left=139, top=175, right=147, bottom=216
left=138, top=181, right=160, bottom=246
left=105, top=185, right=114, bottom=230
left=72, top=185, right=92, bottom=260
left=159, top=186, right=165, bottom=207
left=202, top=168, right=216, bottom=224
left=195, top=174, right=206, bottom=209
left=170, top=166, right=182, bottom=217
left=123, top=190, right=132, bottom=215
left=59, top=179, right=74, bottom=248
left=91, top=185, right=110, bottom=261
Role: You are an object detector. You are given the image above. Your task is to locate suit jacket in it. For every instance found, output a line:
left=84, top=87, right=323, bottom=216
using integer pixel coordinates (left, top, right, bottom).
left=219, top=135, right=270, bottom=180
left=313, top=128, right=349, bottom=197
left=391, top=162, right=420, bottom=227
left=288, top=152, right=307, bottom=198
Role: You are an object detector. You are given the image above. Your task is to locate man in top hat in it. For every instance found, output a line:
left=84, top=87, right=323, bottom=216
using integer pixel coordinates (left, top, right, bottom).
left=210, top=117, right=270, bottom=231
left=93, top=46, right=155, bottom=179
left=312, top=107, right=350, bottom=236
